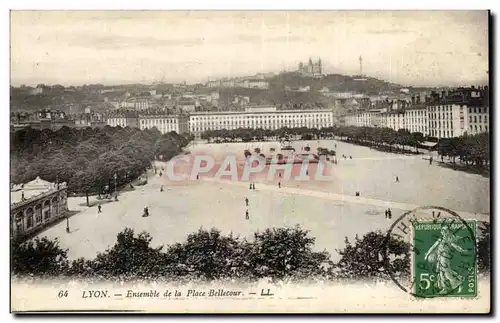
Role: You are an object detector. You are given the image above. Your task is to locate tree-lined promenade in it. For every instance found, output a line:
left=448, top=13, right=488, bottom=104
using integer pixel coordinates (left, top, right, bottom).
left=11, top=126, right=192, bottom=204
left=201, top=126, right=490, bottom=171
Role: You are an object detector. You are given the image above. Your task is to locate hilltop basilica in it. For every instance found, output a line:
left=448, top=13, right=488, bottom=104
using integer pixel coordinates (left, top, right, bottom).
left=298, top=58, right=322, bottom=78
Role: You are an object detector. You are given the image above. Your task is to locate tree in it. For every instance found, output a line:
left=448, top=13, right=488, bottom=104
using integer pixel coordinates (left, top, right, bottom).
left=477, top=222, right=490, bottom=273
left=11, top=237, right=69, bottom=277
left=163, top=228, right=248, bottom=281
left=247, top=226, right=330, bottom=282
left=334, top=231, right=410, bottom=280
left=89, top=228, right=165, bottom=280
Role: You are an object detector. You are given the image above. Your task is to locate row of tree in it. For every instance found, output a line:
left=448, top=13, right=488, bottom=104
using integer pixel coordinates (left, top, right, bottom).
left=436, top=133, right=489, bottom=167
left=202, top=126, right=490, bottom=167
left=11, top=223, right=490, bottom=283
left=201, top=126, right=425, bottom=153
left=11, top=126, right=191, bottom=203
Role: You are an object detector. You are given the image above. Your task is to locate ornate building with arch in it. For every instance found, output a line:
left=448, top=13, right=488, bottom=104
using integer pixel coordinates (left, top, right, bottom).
left=10, top=177, right=68, bottom=240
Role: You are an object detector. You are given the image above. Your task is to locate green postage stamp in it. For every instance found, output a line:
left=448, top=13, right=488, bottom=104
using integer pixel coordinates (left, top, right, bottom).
left=412, top=219, right=477, bottom=298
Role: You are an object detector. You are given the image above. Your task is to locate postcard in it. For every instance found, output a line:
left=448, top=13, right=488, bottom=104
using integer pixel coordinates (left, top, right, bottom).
left=10, top=10, right=490, bottom=313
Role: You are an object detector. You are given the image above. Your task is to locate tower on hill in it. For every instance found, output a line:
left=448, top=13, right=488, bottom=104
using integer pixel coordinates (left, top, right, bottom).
left=354, top=55, right=367, bottom=81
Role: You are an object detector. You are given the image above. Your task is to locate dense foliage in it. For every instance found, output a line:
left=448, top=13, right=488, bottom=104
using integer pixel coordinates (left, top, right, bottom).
left=334, top=231, right=411, bottom=280
left=477, top=221, right=491, bottom=273
left=11, top=226, right=448, bottom=283
left=436, top=133, right=489, bottom=167
left=10, top=126, right=190, bottom=196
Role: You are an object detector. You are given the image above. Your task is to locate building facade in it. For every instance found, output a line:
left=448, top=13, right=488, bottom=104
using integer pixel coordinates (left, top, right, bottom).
left=343, top=87, right=489, bottom=138
left=106, top=111, right=140, bottom=128
left=345, top=112, right=371, bottom=127
left=405, top=107, right=428, bottom=134
left=467, top=105, right=489, bottom=135
left=138, top=114, right=189, bottom=134
left=427, top=104, right=466, bottom=138
left=10, top=177, right=68, bottom=240
left=189, top=107, right=334, bottom=138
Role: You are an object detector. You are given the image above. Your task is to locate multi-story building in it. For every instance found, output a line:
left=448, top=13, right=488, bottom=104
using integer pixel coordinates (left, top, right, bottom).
left=10, top=177, right=68, bottom=240
left=138, top=114, right=189, bottom=134
left=241, top=79, right=269, bottom=89
left=107, top=114, right=127, bottom=128
left=345, top=109, right=387, bottom=129
left=384, top=111, right=406, bottom=132
left=133, top=99, right=150, bottom=111
left=405, top=107, right=428, bottom=134
left=345, top=112, right=370, bottom=127
left=106, top=111, right=139, bottom=128
left=467, top=105, right=489, bottom=135
left=427, top=87, right=489, bottom=138
left=343, top=87, right=489, bottom=138
left=427, top=104, right=466, bottom=138
left=178, top=99, right=196, bottom=113
left=189, top=106, right=334, bottom=138
left=120, top=101, right=135, bottom=109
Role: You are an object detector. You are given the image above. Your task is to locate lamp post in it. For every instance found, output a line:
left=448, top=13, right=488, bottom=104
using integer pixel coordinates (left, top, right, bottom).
left=114, top=173, right=118, bottom=201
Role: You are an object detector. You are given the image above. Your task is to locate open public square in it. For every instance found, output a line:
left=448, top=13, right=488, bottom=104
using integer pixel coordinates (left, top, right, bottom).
left=37, top=139, right=490, bottom=262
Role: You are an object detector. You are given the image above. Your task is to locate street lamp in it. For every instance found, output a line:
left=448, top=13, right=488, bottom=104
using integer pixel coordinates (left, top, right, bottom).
left=114, top=173, right=118, bottom=200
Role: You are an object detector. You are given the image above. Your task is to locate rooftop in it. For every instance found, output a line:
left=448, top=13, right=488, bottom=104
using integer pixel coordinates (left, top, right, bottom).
left=11, top=176, right=65, bottom=206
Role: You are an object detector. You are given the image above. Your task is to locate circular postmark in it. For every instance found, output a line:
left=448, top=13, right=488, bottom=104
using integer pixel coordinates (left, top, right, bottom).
left=383, top=206, right=477, bottom=298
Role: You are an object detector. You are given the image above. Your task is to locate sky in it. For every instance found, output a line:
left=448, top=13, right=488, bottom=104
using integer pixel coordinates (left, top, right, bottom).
left=10, top=11, right=489, bottom=87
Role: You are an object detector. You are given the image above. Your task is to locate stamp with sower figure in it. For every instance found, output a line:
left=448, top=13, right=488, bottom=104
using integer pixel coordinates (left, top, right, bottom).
left=384, top=206, right=477, bottom=298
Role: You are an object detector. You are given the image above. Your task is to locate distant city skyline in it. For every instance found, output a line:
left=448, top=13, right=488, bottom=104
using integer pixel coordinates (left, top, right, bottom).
left=11, top=11, right=489, bottom=87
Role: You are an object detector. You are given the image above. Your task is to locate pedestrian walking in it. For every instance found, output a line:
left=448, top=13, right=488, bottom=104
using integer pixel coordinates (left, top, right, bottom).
left=396, top=176, right=399, bottom=182
left=245, top=209, right=250, bottom=220
left=160, top=185, right=164, bottom=192
left=245, top=198, right=249, bottom=206
left=278, top=181, right=281, bottom=188
left=387, top=208, right=392, bottom=219
left=385, top=209, right=388, bottom=219
left=249, top=183, right=252, bottom=190
left=98, top=205, right=102, bottom=213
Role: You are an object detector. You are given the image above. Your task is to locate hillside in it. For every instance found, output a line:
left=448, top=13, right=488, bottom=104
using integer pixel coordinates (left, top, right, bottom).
left=270, top=72, right=403, bottom=94
left=206, top=72, right=410, bottom=108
